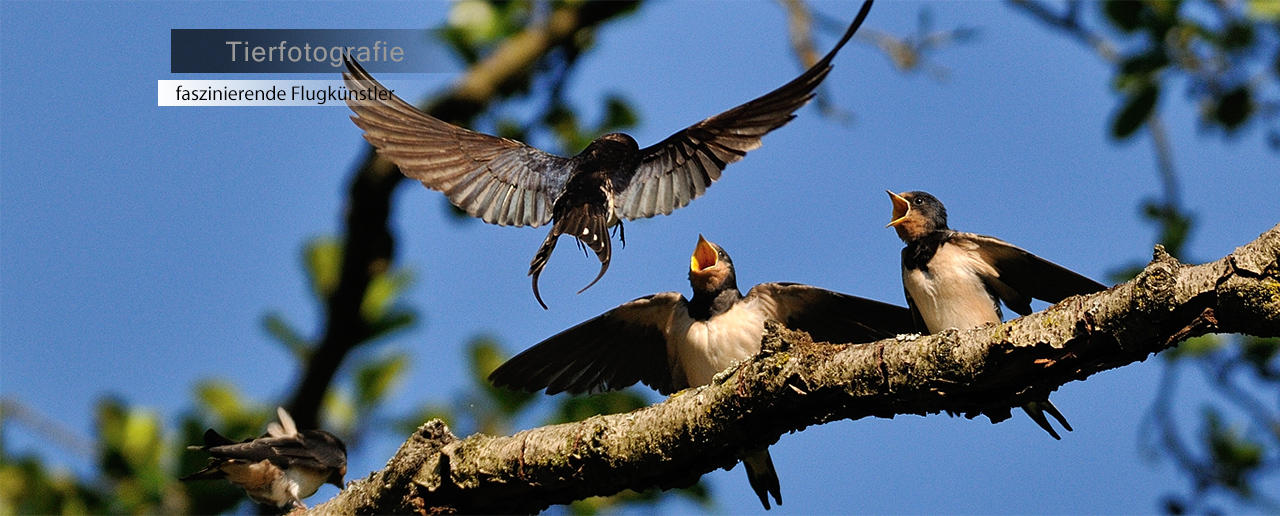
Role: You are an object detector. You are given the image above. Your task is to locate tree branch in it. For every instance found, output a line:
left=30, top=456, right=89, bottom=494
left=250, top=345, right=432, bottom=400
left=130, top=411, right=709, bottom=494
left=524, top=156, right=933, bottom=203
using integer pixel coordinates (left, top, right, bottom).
left=307, top=224, right=1280, bottom=515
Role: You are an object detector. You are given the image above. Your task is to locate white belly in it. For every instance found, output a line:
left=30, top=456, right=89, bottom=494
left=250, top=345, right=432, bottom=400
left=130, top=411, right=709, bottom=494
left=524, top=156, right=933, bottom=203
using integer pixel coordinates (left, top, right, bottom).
left=904, top=243, right=1001, bottom=333
left=285, top=466, right=327, bottom=500
left=668, top=300, right=769, bottom=388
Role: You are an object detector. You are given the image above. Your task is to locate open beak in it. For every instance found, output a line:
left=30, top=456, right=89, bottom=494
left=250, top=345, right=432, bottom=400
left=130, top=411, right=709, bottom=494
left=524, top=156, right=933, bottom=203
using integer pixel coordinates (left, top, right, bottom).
left=690, top=235, right=718, bottom=273
left=886, top=190, right=910, bottom=228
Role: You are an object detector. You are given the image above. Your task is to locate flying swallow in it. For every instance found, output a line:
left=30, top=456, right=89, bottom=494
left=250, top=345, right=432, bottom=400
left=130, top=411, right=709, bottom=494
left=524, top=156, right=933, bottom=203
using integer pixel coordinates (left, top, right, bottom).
left=341, top=0, right=874, bottom=309
left=490, top=235, right=914, bottom=509
left=886, top=190, right=1107, bottom=439
left=181, top=407, right=347, bottom=511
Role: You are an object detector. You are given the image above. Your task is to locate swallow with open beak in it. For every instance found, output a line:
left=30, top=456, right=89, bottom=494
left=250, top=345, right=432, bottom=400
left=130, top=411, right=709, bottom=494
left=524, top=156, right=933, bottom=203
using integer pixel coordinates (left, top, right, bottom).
left=181, top=407, right=347, bottom=511
left=489, top=235, right=914, bottom=509
left=886, top=190, right=1107, bottom=439
left=342, top=0, right=875, bottom=309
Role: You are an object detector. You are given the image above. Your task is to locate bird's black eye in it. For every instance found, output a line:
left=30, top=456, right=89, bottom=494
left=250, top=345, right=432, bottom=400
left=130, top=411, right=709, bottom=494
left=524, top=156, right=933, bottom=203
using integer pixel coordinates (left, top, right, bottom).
left=914, top=198, right=924, bottom=205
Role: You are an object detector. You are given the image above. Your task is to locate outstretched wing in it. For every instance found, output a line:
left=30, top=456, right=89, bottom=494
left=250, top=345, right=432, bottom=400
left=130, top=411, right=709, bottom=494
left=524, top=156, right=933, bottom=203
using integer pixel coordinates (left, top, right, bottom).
left=488, top=292, right=685, bottom=395
left=748, top=282, right=915, bottom=344
left=343, top=56, right=573, bottom=227
left=613, top=0, right=873, bottom=220
left=958, top=233, right=1107, bottom=316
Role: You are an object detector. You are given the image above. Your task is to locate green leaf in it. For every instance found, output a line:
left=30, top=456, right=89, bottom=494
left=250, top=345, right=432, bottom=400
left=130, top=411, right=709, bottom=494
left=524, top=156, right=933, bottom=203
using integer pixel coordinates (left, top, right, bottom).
left=355, top=353, right=410, bottom=408
left=361, top=268, right=414, bottom=321
left=1221, top=22, right=1256, bottom=50
left=1119, top=51, right=1169, bottom=77
left=1166, top=335, right=1224, bottom=360
left=469, top=336, right=507, bottom=381
left=1214, top=86, right=1253, bottom=130
left=1140, top=200, right=1193, bottom=259
left=1248, top=0, right=1280, bottom=20
left=447, top=0, right=500, bottom=45
left=304, top=238, right=343, bottom=299
left=321, top=388, right=356, bottom=435
left=262, top=312, right=311, bottom=361
left=1242, top=337, right=1279, bottom=376
left=1204, top=410, right=1264, bottom=494
left=470, top=337, right=536, bottom=416
left=599, top=95, right=638, bottom=132
left=366, top=308, right=418, bottom=341
left=193, top=381, right=245, bottom=424
left=1110, top=84, right=1159, bottom=140
left=1104, top=0, right=1144, bottom=32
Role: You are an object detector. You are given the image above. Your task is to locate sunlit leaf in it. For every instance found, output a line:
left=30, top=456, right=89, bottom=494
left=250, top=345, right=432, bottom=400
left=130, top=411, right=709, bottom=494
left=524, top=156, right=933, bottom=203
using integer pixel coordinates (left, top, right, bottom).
left=355, top=353, right=410, bottom=409
left=362, top=268, right=415, bottom=321
left=470, top=337, right=536, bottom=415
left=1169, top=335, right=1224, bottom=360
left=1246, top=0, right=1280, bottom=20
left=448, top=0, right=500, bottom=45
left=304, top=238, right=343, bottom=299
left=262, top=312, right=311, bottom=361
left=194, top=381, right=245, bottom=424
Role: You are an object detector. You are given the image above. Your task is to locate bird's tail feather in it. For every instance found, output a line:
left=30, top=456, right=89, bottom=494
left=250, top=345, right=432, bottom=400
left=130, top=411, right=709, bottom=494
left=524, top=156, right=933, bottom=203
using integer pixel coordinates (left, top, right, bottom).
left=529, top=229, right=561, bottom=310
left=1022, top=398, right=1072, bottom=440
left=743, top=449, right=782, bottom=510
left=529, top=205, right=612, bottom=307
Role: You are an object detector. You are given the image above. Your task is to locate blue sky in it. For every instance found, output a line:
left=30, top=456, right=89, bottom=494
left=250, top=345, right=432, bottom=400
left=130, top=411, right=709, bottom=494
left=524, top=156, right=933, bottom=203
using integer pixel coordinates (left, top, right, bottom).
left=3, top=1, right=1278, bottom=514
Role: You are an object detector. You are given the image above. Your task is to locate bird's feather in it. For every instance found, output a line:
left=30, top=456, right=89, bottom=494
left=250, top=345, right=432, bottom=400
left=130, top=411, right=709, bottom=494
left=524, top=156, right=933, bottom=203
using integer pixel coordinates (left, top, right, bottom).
left=747, top=282, right=915, bottom=343
left=343, top=57, right=572, bottom=228
left=613, top=0, right=874, bottom=220
left=488, top=292, right=684, bottom=395
left=958, top=233, right=1107, bottom=316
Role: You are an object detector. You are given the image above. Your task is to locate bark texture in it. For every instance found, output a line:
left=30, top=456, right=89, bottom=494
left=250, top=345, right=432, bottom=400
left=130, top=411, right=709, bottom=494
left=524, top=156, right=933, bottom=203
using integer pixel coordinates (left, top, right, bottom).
left=309, top=224, right=1280, bottom=515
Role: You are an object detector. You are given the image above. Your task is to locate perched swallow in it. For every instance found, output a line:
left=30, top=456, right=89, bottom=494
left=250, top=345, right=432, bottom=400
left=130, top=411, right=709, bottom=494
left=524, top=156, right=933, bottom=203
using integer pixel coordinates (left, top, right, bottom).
left=342, top=0, right=874, bottom=309
left=490, top=235, right=914, bottom=509
left=181, top=407, right=347, bottom=511
left=886, top=190, right=1106, bottom=439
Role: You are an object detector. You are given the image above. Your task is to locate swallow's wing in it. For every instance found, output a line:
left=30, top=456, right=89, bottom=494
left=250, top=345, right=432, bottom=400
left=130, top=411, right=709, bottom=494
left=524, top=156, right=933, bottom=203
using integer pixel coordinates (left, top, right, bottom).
left=294, top=431, right=348, bottom=469
left=902, top=287, right=928, bottom=334
left=747, top=282, right=915, bottom=344
left=488, top=292, right=685, bottom=395
left=957, top=233, right=1107, bottom=316
left=343, top=57, right=573, bottom=228
left=613, top=1, right=872, bottom=221
left=205, top=436, right=330, bottom=470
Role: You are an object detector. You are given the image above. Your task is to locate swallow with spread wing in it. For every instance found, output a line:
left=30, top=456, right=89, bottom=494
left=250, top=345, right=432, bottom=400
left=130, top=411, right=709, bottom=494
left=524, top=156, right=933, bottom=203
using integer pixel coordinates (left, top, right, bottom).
left=342, top=0, right=874, bottom=309
left=489, top=235, right=914, bottom=509
left=181, top=407, right=347, bottom=511
left=886, top=190, right=1107, bottom=439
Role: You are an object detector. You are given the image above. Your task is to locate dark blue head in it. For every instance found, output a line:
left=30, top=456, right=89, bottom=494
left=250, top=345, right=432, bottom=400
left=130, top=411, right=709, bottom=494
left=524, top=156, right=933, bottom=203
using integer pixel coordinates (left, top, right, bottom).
left=887, top=190, right=948, bottom=242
